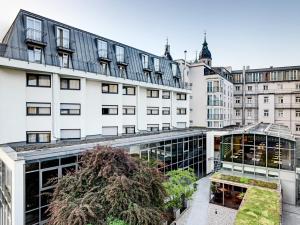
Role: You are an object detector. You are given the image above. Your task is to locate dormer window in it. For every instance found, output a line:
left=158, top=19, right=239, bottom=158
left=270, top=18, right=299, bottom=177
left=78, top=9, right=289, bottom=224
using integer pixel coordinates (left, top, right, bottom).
left=26, top=17, right=42, bottom=42
left=116, top=46, right=125, bottom=63
left=59, top=52, right=71, bottom=68
left=154, top=58, right=160, bottom=72
left=100, top=62, right=110, bottom=75
left=56, top=27, right=70, bottom=49
left=98, top=39, right=108, bottom=59
left=119, top=65, right=127, bottom=78
left=142, top=54, right=149, bottom=69
left=172, top=63, right=178, bottom=76
left=145, top=71, right=152, bottom=83
left=28, top=46, right=42, bottom=63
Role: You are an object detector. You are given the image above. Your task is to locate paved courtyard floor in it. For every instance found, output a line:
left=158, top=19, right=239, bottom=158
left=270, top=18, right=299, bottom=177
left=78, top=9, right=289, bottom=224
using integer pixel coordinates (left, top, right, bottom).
left=282, top=203, right=300, bottom=225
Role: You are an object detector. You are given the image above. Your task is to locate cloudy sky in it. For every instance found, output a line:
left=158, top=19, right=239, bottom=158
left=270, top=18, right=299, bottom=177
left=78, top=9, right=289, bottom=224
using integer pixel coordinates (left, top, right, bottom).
left=0, top=0, right=299, bottom=69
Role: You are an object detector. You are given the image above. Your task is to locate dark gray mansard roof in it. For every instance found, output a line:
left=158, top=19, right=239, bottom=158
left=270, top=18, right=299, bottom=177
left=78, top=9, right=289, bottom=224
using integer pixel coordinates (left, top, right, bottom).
left=232, top=65, right=300, bottom=74
left=0, top=10, right=183, bottom=88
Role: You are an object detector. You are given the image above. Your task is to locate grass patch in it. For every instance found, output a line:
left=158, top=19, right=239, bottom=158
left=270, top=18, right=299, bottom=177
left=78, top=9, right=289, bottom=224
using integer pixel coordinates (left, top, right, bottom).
left=235, top=187, right=280, bottom=225
left=212, top=173, right=277, bottom=189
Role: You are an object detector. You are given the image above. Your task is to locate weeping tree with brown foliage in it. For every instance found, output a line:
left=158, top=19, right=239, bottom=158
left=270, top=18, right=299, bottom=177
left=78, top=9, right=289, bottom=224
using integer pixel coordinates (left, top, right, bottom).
left=47, top=146, right=166, bottom=225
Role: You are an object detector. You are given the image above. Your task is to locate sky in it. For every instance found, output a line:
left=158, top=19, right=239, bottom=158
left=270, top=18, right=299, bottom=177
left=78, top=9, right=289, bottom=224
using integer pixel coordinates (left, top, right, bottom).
left=0, top=0, right=299, bottom=70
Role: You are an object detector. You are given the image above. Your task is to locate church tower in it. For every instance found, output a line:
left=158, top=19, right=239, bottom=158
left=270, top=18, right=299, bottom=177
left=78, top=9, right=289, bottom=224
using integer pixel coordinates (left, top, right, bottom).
left=199, top=33, right=212, bottom=66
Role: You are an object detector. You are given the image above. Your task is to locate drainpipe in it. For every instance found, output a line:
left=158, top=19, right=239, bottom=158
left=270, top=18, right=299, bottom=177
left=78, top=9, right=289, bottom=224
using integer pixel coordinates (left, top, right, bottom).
left=242, top=66, right=246, bottom=126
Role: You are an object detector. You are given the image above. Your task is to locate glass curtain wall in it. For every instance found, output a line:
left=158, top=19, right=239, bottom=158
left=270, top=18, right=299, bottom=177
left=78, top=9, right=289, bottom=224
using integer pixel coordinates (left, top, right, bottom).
left=140, top=133, right=207, bottom=177
left=221, top=134, right=295, bottom=171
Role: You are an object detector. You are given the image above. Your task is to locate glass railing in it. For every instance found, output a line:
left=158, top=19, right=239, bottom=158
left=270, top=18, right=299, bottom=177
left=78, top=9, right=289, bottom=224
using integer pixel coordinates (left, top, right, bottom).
left=56, top=37, right=70, bottom=49
left=26, top=28, right=43, bottom=42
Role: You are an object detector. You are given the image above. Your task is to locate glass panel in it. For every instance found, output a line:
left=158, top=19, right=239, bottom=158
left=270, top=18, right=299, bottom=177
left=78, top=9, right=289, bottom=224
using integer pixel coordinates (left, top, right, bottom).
left=25, top=172, right=39, bottom=211
left=244, top=145, right=254, bottom=165
left=41, top=159, right=59, bottom=169
left=255, top=145, right=266, bottom=167
left=233, top=134, right=243, bottom=145
left=267, top=147, right=279, bottom=169
left=281, top=149, right=293, bottom=170
left=42, top=169, right=58, bottom=188
left=243, top=134, right=254, bottom=145
left=25, top=209, right=39, bottom=225
left=232, top=145, right=243, bottom=163
left=222, top=143, right=232, bottom=162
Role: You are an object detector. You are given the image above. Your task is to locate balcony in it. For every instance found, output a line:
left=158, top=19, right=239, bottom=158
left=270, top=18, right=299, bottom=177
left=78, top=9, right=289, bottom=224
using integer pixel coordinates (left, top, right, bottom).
left=25, top=28, right=47, bottom=47
left=245, top=103, right=258, bottom=108
left=142, top=64, right=152, bottom=73
left=208, top=100, right=224, bottom=106
left=207, top=114, right=224, bottom=120
left=275, top=102, right=300, bottom=109
left=207, top=86, right=223, bottom=93
left=98, top=50, right=111, bottom=63
left=56, top=37, right=75, bottom=53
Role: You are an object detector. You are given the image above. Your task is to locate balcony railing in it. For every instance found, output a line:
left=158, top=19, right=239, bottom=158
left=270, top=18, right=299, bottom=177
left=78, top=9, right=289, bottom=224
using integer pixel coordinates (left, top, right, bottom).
left=56, top=37, right=75, bottom=53
left=25, top=28, right=47, bottom=46
left=207, top=114, right=224, bottom=120
left=208, top=100, right=224, bottom=106
left=207, top=86, right=223, bottom=93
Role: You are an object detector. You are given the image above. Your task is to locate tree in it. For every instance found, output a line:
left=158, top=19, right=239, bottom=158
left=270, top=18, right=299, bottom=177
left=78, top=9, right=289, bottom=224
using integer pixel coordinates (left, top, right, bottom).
left=47, top=146, right=166, bottom=225
left=163, top=168, right=197, bottom=209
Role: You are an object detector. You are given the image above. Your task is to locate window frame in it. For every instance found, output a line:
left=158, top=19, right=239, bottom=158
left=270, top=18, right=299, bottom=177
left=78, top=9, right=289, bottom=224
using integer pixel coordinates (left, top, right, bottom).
left=102, top=83, right=118, bottom=94
left=26, top=73, right=51, bottom=88
left=162, top=107, right=171, bottom=115
left=177, top=108, right=187, bottom=115
left=162, top=123, right=171, bottom=131
left=60, top=129, right=81, bottom=140
left=97, top=39, right=108, bottom=59
left=60, top=78, right=80, bottom=90
left=147, top=124, right=159, bottom=132
left=26, top=102, right=51, bottom=116
left=102, top=105, right=118, bottom=115
left=26, top=131, right=51, bottom=144
left=123, top=86, right=136, bottom=95
left=122, top=125, right=135, bottom=135
left=115, top=45, right=125, bottom=63
left=147, top=107, right=159, bottom=115
left=60, top=103, right=81, bottom=115
left=123, top=106, right=136, bottom=115
left=176, top=93, right=187, bottom=100
left=147, top=89, right=159, bottom=98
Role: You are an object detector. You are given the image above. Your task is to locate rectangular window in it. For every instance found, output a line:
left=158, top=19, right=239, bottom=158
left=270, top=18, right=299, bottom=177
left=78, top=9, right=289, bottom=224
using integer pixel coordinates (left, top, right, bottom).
left=263, top=85, right=268, bottom=90
left=162, top=107, right=170, bottom=115
left=176, top=122, right=186, bottom=129
left=264, top=96, right=269, bottom=103
left=296, top=125, right=300, bottom=132
left=59, top=53, right=71, bottom=68
left=123, top=106, right=135, bottom=115
left=116, top=45, right=125, bottom=62
left=296, top=83, right=300, bottom=90
left=123, top=125, right=135, bottom=134
left=296, top=97, right=300, bottom=103
left=26, top=16, right=42, bottom=41
left=236, top=110, right=241, bottom=117
left=162, top=123, right=170, bottom=131
left=27, top=73, right=51, bottom=87
left=235, top=98, right=240, bottom=104
left=28, top=46, right=42, bottom=63
left=102, top=83, right=118, bottom=94
left=235, top=86, right=240, bottom=91
left=56, top=27, right=70, bottom=48
left=247, top=109, right=252, bottom=117
left=60, top=78, right=80, bottom=90
left=123, top=86, right=135, bottom=95
left=147, top=107, right=159, bottom=115
left=142, top=54, right=149, bottom=69
left=162, top=91, right=170, bottom=99
left=176, top=93, right=187, bottom=100
left=97, top=39, right=108, bottom=58
left=154, top=58, right=160, bottom=71
left=247, top=97, right=252, bottom=104
left=278, top=96, right=284, bottom=104
left=60, top=129, right=81, bottom=140
left=172, top=63, right=177, bottom=76
left=102, top=105, right=118, bottom=115
left=100, top=62, right=110, bottom=75
left=147, top=89, right=159, bottom=98
left=247, top=86, right=252, bottom=91
left=118, top=65, right=127, bottom=78
left=147, top=124, right=159, bottom=132
left=278, top=110, right=283, bottom=117
left=264, top=110, right=269, bottom=117
left=60, top=103, right=81, bottom=115
left=27, top=102, right=51, bottom=115
left=26, top=131, right=51, bottom=143
left=177, top=108, right=187, bottom=115
left=296, top=110, right=300, bottom=117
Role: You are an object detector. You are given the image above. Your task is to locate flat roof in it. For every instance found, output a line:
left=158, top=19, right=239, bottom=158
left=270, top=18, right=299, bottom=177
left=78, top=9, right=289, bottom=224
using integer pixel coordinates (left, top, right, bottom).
left=227, top=123, right=295, bottom=141
left=3, top=128, right=210, bottom=161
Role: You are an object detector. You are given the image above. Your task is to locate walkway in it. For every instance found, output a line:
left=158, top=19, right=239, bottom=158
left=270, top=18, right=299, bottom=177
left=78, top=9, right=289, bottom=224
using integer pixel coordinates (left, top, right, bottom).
left=176, top=176, right=211, bottom=225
